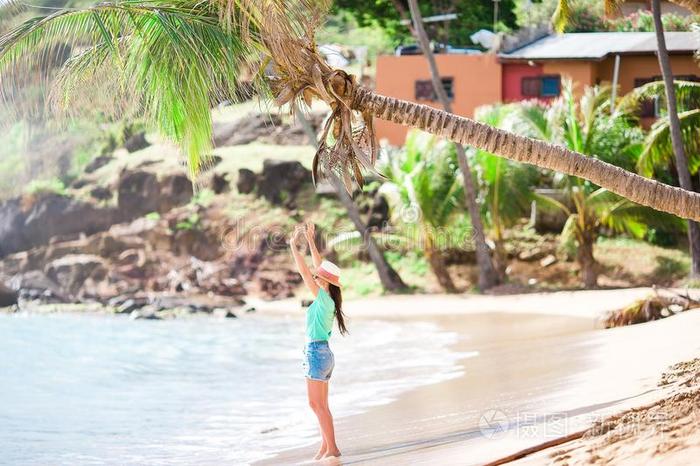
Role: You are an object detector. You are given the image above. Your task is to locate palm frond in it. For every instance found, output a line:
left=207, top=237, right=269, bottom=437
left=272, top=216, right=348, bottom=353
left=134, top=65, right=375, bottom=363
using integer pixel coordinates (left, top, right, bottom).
left=552, top=0, right=571, bottom=33
left=515, top=102, right=552, bottom=140
left=0, top=0, right=267, bottom=179
left=382, top=130, right=464, bottom=230
left=639, top=109, right=700, bottom=177
left=619, top=80, right=700, bottom=114
left=587, top=187, right=685, bottom=238
left=534, top=191, right=572, bottom=217
left=558, top=213, right=578, bottom=255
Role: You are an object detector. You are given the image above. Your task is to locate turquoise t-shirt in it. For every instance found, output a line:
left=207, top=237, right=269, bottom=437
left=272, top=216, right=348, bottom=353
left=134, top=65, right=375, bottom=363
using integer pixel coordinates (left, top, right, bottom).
left=306, top=288, right=335, bottom=341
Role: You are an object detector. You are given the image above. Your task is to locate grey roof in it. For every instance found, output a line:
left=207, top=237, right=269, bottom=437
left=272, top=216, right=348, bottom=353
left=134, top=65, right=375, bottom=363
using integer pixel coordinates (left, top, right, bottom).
left=499, top=32, right=698, bottom=61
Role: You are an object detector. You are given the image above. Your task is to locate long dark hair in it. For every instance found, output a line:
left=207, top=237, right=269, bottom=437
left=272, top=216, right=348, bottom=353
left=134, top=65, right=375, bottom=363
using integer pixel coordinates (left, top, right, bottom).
left=328, top=284, right=348, bottom=335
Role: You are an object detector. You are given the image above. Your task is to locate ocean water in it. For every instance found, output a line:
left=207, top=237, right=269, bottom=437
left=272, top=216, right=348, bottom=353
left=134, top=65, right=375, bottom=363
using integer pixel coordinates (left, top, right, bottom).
left=0, top=312, right=469, bottom=465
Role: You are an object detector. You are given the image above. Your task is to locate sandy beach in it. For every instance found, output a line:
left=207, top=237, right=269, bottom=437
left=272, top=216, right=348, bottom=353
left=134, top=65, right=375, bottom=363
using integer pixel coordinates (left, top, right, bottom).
left=254, top=287, right=700, bottom=465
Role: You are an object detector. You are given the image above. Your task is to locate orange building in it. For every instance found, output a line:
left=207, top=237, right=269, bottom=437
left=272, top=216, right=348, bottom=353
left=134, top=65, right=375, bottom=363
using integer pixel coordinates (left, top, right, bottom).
left=374, top=32, right=698, bottom=145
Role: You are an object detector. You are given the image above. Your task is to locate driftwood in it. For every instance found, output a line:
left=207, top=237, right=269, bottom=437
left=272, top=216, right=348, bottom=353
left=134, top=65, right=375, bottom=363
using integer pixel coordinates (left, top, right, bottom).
left=603, top=287, right=700, bottom=328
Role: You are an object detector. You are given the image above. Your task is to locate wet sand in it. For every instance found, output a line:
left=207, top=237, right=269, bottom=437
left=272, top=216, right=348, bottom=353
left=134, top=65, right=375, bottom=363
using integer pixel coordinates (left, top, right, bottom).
left=254, top=288, right=700, bottom=465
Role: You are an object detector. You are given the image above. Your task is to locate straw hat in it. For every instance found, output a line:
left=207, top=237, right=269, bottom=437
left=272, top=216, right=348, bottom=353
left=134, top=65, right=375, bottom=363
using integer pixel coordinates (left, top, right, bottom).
left=315, top=260, right=342, bottom=287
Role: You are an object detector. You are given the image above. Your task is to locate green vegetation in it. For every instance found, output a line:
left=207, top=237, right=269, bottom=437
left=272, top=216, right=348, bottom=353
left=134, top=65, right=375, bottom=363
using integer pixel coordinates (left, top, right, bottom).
left=382, top=130, right=467, bottom=292
left=515, top=0, right=699, bottom=32
left=334, top=0, right=517, bottom=45
left=25, top=177, right=67, bottom=196
left=470, top=104, right=539, bottom=270
left=1, top=0, right=698, bottom=296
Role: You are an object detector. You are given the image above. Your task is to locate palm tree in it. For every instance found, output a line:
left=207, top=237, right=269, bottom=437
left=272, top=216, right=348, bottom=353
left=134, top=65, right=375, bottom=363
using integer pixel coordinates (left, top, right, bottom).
left=650, top=0, right=700, bottom=278
left=553, top=0, right=700, bottom=276
left=469, top=103, right=539, bottom=273
left=518, top=83, right=679, bottom=286
left=622, top=80, right=700, bottom=179
left=2, top=0, right=700, bottom=222
left=404, top=0, right=500, bottom=291
left=382, top=130, right=465, bottom=292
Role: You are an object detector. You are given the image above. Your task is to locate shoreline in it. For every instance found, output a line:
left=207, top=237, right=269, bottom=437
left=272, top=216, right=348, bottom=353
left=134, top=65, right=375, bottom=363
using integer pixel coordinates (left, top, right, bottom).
left=254, top=288, right=700, bottom=466
left=5, top=287, right=700, bottom=465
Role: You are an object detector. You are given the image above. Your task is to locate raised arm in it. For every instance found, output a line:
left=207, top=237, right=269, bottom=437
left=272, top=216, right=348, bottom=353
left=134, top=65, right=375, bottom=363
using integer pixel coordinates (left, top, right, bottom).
left=289, top=225, right=320, bottom=297
left=305, top=222, right=322, bottom=269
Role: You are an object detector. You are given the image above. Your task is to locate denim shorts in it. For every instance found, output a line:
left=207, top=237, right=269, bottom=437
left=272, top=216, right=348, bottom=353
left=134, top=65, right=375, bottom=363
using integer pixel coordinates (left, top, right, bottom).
left=302, top=340, right=335, bottom=382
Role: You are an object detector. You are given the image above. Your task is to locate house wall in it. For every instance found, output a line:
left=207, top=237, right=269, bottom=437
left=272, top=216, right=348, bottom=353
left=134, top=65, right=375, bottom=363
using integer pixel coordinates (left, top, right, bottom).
left=374, top=54, right=502, bottom=146
left=502, top=54, right=697, bottom=101
left=502, top=63, right=544, bottom=102
left=596, top=54, right=700, bottom=94
left=542, top=61, right=598, bottom=96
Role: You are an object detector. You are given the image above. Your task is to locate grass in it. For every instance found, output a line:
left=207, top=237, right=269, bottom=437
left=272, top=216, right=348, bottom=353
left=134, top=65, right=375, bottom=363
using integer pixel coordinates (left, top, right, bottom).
left=213, top=143, right=315, bottom=181
left=25, top=177, right=67, bottom=196
left=337, top=250, right=430, bottom=299
left=596, top=236, right=691, bottom=285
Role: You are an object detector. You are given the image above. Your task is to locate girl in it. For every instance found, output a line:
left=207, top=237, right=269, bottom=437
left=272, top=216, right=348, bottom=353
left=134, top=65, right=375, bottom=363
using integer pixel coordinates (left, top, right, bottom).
left=288, top=222, right=347, bottom=460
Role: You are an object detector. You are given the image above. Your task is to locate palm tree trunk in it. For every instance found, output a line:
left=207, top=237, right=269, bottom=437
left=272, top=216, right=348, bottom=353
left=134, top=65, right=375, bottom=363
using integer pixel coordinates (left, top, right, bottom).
left=651, top=0, right=700, bottom=278
left=424, top=243, right=456, bottom=292
left=406, top=0, right=500, bottom=291
left=350, top=88, right=700, bottom=222
left=577, top=229, right=598, bottom=288
left=295, top=107, right=407, bottom=292
left=328, top=175, right=408, bottom=291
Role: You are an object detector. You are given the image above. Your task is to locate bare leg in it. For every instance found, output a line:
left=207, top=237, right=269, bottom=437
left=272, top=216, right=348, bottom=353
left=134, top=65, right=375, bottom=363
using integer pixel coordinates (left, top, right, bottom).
left=320, top=381, right=340, bottom=458
left=307, top=379, right=340, bottom=459
left=308, top=379, right=328, bottom=460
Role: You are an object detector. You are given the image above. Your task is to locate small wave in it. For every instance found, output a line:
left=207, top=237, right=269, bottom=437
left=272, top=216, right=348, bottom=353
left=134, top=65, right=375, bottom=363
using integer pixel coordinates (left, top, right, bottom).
left=0, top=313, right=474, bottom=466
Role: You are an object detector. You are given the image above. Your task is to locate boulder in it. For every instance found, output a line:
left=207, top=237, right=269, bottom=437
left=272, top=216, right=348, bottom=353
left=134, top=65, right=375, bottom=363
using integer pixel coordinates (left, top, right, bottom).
left=0, top=194, right=120, bottom=258
left=158, top=174, right=193, bottom=212
left=237, top=169, right=257, bottom=194
left=257, top=160, right=311, bottom=206
left=210, top=173, right=230, bottom=194
left=84, top=155, right=113, bottom=174
left=0, top=198, right=27, bottom=257
left=117, top=170, right=193, bottom=217
left=215, top=113, right=284, bottom=146
left=0, top=282, right=18, bottom=307
left=116, top=297, right=150, bottom=314
left=213, top=111, right=325, bottom=147
left=123, top=132, right=150, bottom=152
left=172, top=228, right=223, bottom=261
left=44, top=254, right=107, bottom=297
left=130, top=307, right=162, bottom=320
left=10, top=270, right=67, bottom=303
left=213, top=308, right=237, bottom=318
left=88, top=233, right=136, bottom=259
left=89, top=186, right=112, bottom=201
left=117, top=170, right=161, bottom=215
left=71, top=178, right=90, bottom=189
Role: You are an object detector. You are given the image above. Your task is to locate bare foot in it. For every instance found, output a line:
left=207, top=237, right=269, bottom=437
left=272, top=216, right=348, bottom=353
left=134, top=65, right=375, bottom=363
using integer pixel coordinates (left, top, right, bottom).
left=313, top=444, right=327, bottom=461
left=322, top=449, right=341, bottom=458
